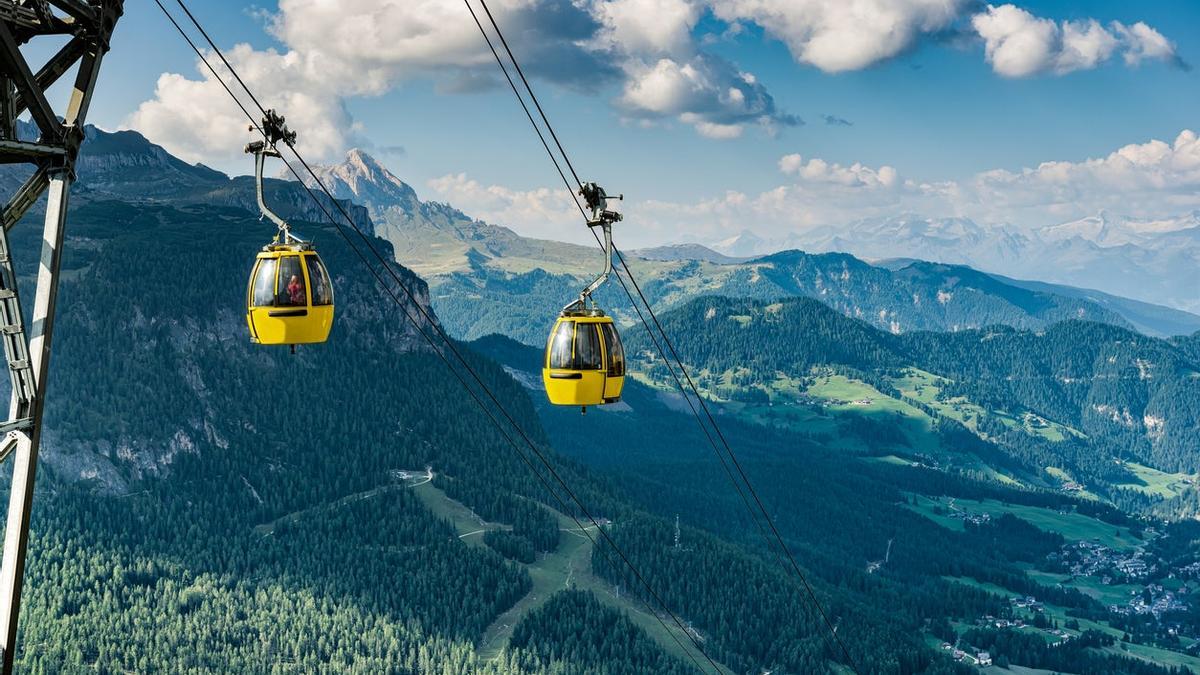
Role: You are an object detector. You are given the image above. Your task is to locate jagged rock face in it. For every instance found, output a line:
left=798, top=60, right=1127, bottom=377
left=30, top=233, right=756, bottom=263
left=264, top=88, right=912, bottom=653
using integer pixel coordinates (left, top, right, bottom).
left=75, top=127, right=228, bottom=198
left=300, top=149, right=526, bottom=276
left=300, top=148, right=476, bottom=232
left=300, top=148, right=421, bottom=211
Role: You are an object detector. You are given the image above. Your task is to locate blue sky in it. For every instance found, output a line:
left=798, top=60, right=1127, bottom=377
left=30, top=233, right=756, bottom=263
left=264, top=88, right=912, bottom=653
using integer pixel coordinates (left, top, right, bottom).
left=44, top=0, right=1200, bottom=245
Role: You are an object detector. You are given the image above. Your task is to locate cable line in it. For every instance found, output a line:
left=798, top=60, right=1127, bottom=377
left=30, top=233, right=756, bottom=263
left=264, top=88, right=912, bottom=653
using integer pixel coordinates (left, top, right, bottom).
left=154, top=2, right=720, bottom=671
left=458, top=14, right=774, bottom=625
left=474, top=0, right=584, bottom=190
left=466, top=1, right=862, bottom=671
left=460, top=0, right=588, bottom=221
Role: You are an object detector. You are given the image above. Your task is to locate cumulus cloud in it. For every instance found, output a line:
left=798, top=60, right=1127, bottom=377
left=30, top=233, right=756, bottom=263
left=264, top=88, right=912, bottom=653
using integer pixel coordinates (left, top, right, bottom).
left=129, top=0, right=1182, bottom=168
left=617, top=53, right=798, bottom=136
left=972, top=4, right=1180, bottom=77
left=701, top=1, right=1179, bottom=76
left=125, top=46, right=358, bottom=165
left=130, top=0, right=799, bottom=164
left=619, top=130, right=1200, bottom=245
left=426, top=172, right=586, bottom=242
left=778, top=154, right=899, bottom=188
left=592, top=0, right=701, bottom=55
left=590, top=0, right=797, bottom=138
left=971, top=130, right=1200, bottom=215
left=1114, top=21, right=1184, bottom=67
left=271, top=0, right=615, bottom=90
left=708, top=0, right=966, bottom=73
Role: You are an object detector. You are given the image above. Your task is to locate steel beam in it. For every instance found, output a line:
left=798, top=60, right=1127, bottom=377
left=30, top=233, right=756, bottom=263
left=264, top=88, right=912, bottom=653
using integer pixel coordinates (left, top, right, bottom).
left=0, top=420, right=28, bottom=436
left=0, top=139, right=66, bottom=161
left=0, top=21, right=58, bottom=143
left=45, top=0, right=94, bottom=25
left=0, top=174, right=69, bottom=671
left=0, top=2, right=123, bottom=670
left=0, top=432, right=21, bottom=465
left=2, top=168, right=49, bottom=232
left=0, top=4, right=43, bottom=32
left=64, top=40, right=103, bottom=128
left=11, top=36, right=87, bottom=120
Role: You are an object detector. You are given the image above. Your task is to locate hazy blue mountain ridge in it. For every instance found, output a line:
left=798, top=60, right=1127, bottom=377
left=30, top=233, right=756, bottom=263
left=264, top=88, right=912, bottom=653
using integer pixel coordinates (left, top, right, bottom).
left=751, top=213, right=1200, bottom=316
left=291, top=149, right=1198, bottom=346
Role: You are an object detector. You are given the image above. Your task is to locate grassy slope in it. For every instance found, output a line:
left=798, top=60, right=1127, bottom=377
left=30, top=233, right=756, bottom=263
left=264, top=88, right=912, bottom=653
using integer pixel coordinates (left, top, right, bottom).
left=411, top=480, right=734, bottom=673
left=1117, top=462, right=1197, bottom=499
left=906, top=494, right=1140, bottom=550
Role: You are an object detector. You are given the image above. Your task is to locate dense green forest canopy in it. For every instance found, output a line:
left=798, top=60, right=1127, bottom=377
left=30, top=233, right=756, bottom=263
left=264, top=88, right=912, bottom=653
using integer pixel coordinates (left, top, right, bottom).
left=624, top=295, right=1200, bottom=485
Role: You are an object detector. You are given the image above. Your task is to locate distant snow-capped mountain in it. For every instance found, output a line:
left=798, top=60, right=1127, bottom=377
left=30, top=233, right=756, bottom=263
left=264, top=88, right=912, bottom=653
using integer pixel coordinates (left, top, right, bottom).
left=707, top=213, right=1200, bottom=314
left=1041, top=210, right=1200, bottom=248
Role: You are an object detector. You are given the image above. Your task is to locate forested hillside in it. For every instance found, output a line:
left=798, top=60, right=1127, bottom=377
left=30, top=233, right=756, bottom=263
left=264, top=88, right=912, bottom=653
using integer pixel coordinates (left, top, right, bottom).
left=624, top=296, right=1200, bottom=498
left=476, top=334, right=1200, bottom=674
left=0, top=191, right=726, bottom=672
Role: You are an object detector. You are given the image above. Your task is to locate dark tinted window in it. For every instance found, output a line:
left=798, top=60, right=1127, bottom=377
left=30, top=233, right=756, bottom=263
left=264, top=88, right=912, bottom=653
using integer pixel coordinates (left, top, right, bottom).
left=277, top=255, right=306, bottom=307
left=601, top=323, right=625, bottom=376
left=306, top=255, right=333, bottom=306
left=548, top=320, right=575, bottom=369
left=575, top=323, right=602, bottom=371
left=251, top=258, right=277, bottom=307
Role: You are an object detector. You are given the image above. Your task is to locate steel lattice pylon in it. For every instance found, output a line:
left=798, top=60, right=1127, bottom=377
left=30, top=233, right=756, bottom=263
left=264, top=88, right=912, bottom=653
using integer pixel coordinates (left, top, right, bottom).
left=0, top=2, right=122, bottom=671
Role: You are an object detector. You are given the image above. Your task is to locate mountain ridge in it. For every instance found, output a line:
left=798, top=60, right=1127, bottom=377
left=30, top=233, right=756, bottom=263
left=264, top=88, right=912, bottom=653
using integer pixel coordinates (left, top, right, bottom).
left=715, top=212, right=1200, bottom=315
left=294, top=148, right=1197, bottom=341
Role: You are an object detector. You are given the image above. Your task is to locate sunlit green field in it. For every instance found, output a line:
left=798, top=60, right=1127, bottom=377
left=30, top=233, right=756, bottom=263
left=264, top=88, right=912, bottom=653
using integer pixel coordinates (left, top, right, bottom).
left=906, top=494, right=1140, bottom=550
left=1115, top=462, right=1197, bottom=499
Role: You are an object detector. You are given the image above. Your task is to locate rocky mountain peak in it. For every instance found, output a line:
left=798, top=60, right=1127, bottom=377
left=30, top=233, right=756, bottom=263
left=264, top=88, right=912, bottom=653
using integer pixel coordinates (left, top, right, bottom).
left=302, top=148, right=419, bottom=211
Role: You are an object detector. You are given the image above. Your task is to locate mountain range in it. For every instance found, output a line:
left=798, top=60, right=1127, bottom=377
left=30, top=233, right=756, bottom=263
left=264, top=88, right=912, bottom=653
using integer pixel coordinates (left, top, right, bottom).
left=713, top=211, right=1200, bottom=315
left=295, top=149, right=1200, bottom=341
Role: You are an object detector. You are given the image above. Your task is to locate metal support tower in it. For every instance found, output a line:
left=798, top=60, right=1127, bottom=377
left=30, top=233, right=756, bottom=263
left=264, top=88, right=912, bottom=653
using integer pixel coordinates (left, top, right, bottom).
left=0, top=2, right=122, bottom=671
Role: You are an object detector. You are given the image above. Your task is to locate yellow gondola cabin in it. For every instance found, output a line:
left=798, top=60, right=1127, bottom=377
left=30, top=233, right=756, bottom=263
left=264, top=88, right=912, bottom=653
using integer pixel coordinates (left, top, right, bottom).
left=246, top=241, right=334, bottom=346
left=542, top=310, right=625, bottom=409
left=242, top=111, right=335, bottom=349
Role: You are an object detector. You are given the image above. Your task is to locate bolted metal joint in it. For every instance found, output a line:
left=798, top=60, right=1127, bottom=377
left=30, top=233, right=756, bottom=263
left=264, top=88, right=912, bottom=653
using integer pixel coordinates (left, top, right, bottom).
left=259, top=109, right=296, bottom=149
left=579, top=181, right=623, bottom=227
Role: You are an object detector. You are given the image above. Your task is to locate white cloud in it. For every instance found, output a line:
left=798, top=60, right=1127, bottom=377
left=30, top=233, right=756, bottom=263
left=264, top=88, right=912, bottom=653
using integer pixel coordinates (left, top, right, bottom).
left=778, top=154, right=899, bottom=188
left=426, top=172, right=585, bottom=242
left=708, top=0, right=966, bottom=73
left=690, top=119, right=744, bottom=140
left=131, top=0, right=799, bottom=164
left=616, top=53, right=798, bottom=137
left=129, top=0, right=1181, bottom=169
left=125, top=46, right=358, bottom=165
left=620, top=130, right=1200, bottom=245
left=971, top=130, right=1200, bottom=214
left=591, top=0, right=797, bottom=139
left=412, top=130, right=1200, bottom=248
left=702, top=1, right=1179, bottom=76
left=592, top=0, right=700, bottom=55
left=270, top=0, right=612, bottom=88
left=1114, top=21, right=1179, bottom=66
left=972, top=4, right=1179, bottom=77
